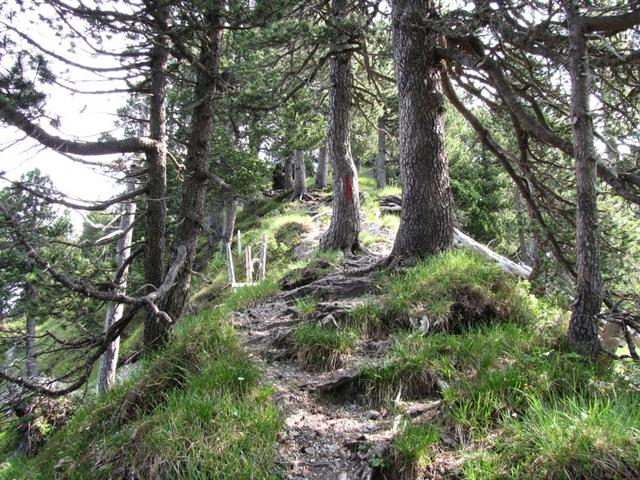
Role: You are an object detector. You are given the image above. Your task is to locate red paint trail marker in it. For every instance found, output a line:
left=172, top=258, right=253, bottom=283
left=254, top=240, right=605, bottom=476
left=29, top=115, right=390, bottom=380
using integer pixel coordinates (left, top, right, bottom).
left=345, top=175, right=353, bottom=203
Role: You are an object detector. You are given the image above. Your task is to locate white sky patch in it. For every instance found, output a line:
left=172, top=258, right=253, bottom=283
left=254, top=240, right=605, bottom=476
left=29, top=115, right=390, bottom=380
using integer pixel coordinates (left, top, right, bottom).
left=0, top=0, right=134, bottom=231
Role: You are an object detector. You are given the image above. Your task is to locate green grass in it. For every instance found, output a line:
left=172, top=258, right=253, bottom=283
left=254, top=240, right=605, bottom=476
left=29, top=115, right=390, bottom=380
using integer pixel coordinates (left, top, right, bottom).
left=2, top=279, right=285, bottom=479
left=294, top=296, right=319, bottom=320
left=345, top=301, right=385, bottom=337
left=379, top=249, right=538, bottom=330
left=292, top=323, right=357, bottom=371
left=390, top=421, right=440, bottom=479
left=462, top=390, right=640, bottom=479
left=1, top=192, right=328, bottom=479
left=6, top=180, right=639, bottom=480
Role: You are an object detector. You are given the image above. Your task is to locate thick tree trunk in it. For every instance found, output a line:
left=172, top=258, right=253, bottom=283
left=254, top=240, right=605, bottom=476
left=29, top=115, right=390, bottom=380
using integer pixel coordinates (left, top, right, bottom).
left=207, top=192, right=236, bottom=253
left=97, top=178, right=137, bottom=393
left=565, top=0, right=602, bottom=356
left=284, top=155, right=294, bottom=191
left=291, top=150, right=307, bottom=200
left=388, top=0, right=453, bottom=264
left=315, top=145, right=328, bottom=189
left=376, top=115, right=386, bottom=189
left=159, top=3, right=224, bottom=330
left=320, top=0, right=361, bottom=252
left=143, top=0, right=169, bottom=348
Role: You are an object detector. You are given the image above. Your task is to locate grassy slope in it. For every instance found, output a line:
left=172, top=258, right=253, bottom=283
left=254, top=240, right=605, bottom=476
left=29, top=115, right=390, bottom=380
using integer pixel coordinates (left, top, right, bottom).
left=2, top=174, right=639, bottom=479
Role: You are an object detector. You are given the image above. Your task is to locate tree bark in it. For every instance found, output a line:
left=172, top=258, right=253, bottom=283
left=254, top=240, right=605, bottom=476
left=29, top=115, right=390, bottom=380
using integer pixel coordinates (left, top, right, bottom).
left=142, top=0, right=169, bottom=348
left=24, top=199, right=38, bottom=379
left=388, top=0, right=453, bottom=264
left=291, top=150, right=307, bottom=200
left=565, top=0, right=602, bottom=356
left=315, top=145, right=328, bottom=189
left=207, top=191, right=236, bottom=253
left=376, top=115, right=386, bottom=189
left=24, top=309, right=37, bottom=379
left=158, top=2, right=224, bottom=332
left=97, top=178, right=137, bottom=393
left=320, top=0, right=361, bottom=253
left=284, top=155, right=294, bottom=191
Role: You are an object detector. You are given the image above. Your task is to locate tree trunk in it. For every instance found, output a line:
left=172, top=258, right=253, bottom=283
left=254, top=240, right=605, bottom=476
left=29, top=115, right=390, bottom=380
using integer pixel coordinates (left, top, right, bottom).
left=565, top=0, right=602, bottom=356
left=320, top=0, right=361, bottom=253
left=143, top=0, right=169, bottom=349
left=24, top=197, right=39, bottom=378
left=376, top=115, right=386, bottom=189
left=291, top=150, right=307, bottom=200
left=207, top=192, right=236, bottom=253
left=24, top=308, right=37, bottom=379
left=284, top=155, right=294, bottom=191
left=388, top=0, right=453, bottom=264
left=97, top=178, right=137, bottom=393
left=159, top=3, right=224, bottom=330
left=315, top=145, right=328, bottom=189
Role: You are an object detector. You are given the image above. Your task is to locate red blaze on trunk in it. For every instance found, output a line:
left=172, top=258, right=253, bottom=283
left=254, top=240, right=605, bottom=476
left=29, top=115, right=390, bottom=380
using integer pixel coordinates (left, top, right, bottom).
left=345, top=175, right=353, bottom=203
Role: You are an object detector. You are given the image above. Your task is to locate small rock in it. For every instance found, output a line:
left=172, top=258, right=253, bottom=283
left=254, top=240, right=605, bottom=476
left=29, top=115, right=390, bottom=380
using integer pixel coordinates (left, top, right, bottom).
left=303, top=446, right=316, bottom=455
left=54, top=456, right=73, bottom=472
left=339, top=473, right=349, bottom=480
left=366, top=409, right=381, bottom=420
left=318, top=313, right=338, bottom=327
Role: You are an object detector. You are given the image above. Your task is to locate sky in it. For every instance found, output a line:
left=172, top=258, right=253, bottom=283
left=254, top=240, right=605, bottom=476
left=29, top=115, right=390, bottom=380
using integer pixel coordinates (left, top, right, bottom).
left=0, top=1, right=132, bottom=231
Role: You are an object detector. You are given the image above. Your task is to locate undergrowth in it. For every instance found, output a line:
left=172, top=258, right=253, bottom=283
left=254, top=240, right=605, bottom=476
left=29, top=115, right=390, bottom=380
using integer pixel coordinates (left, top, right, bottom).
left=342, top=250, right=640, bottom=479
left=389, top=421, right=440, bottom=479
left=4, top=185, right=639, bottom=480
left=1, top=282, right=284, bottom=479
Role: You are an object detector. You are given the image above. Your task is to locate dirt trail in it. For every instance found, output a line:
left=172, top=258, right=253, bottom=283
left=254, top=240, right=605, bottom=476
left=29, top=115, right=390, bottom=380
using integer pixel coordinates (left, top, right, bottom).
left=233, top=289, right=393, bottom=480
left=231, top=200, right=400, bottom=479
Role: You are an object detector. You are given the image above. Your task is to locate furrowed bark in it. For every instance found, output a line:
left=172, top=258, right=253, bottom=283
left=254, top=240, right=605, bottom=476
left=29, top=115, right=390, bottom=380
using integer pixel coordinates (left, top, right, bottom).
left=320, top=0, right=361, bottom=253
left=291, top=150, right=308, bottom=200
left=388, top=0, right=453, bottom=264
left=158, top=1, right=224, bottom=336
left=376, top=115, right=386, bottom=189
left=315, top=145, right=328, bottom=189
left=143, top=0, right=170, bottom=348
left=284, top=155, right=294, bottom=191
left=565, top=0, right=602, bottom=356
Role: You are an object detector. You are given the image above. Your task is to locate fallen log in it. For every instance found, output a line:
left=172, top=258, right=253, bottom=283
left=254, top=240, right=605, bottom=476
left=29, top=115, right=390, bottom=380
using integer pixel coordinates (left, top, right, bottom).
left=453, top=228, right=532, bottom=279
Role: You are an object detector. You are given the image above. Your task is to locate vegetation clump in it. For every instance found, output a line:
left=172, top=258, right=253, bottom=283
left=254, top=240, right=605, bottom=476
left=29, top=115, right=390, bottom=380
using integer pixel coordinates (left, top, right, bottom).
left=388, top=421, right=440, bottom=480
left=292, top=323, right=357, bottom=372
left=1, top=284, right=284, bottom=479
left=381, top=250, right=535, bottom=331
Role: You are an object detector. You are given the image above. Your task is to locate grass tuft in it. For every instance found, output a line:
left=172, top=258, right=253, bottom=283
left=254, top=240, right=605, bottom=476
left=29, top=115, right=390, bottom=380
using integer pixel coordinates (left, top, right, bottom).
left=389, top=421, right=440, bottom=480
left=490, top=393, right=640, bottom=479
left=294, top=296, right=319, bottom=320
left=292, top=324, right=357, bottom=372
left=346, top=302, right=385, bottom=337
